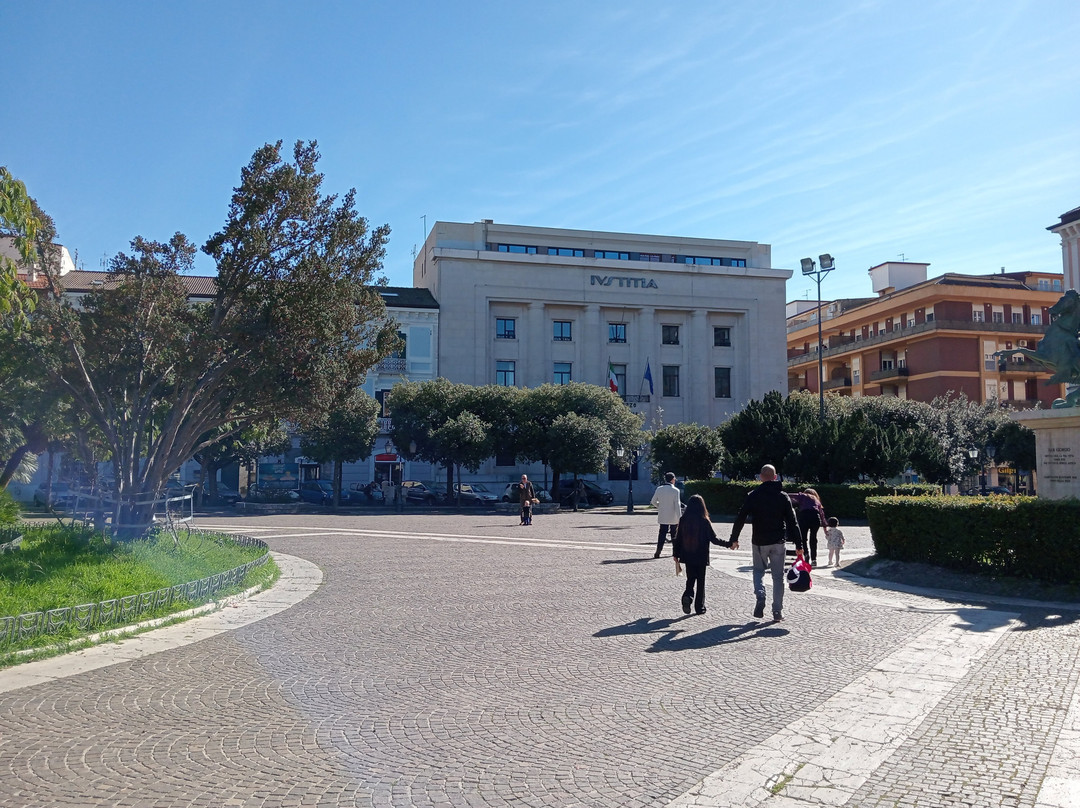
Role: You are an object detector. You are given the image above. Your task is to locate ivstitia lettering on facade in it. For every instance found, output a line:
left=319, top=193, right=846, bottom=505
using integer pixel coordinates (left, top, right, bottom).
left=590, top=275, right=659, bottom=289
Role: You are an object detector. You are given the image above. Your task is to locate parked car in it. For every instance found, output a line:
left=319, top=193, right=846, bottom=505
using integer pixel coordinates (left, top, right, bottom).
left=401, top=480, right=443, bottom=505
left=33, top=481, right=74, bottom=508
left=554, top=479, right=615, bottom=507
left=246, top=484, right=301, bottom=503
left=501, top=483, right=552, bottom=503
left=200, top=482, right=242, bottom=505
left=298, top=480, right=352, bottom=505
left=349, top=481, right=384, bottom=503
left=961, top=486, right=1013, bottom=496
left=452, top=482, right=500, bottom=506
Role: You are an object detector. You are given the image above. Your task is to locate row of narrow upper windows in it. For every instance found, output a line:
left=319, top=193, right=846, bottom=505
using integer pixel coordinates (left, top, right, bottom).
left=490, top=243, right=747, bottom=267
left=494, top=360, right=732, bottom=398
left=496, top=318, right=731, bottom=347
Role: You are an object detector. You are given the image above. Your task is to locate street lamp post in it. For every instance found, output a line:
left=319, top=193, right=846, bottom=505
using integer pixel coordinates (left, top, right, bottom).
left=985, top=444, right=996, bottom=495
left=616, top=446, right=640, bottom=514
left=800, top=254, right=836, bottom=421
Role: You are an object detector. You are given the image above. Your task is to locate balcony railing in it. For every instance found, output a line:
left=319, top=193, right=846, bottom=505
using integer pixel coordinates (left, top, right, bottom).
left=377, top=357, right=407, bottom=373
left=995, top=358, right=1044, bottom=374
left=377, top=417, right=393, bottom=432
left=868, top=366, right=910, bottom=382
left=621, top=394, right=651, bottom=403
left=788, top=319, right=1049, bottom=366
left=822, top=377, right=852, bottom=390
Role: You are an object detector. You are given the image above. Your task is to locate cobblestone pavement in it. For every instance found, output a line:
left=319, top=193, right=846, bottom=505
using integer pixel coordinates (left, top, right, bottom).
left=1, top=508, right=1079, bottom=807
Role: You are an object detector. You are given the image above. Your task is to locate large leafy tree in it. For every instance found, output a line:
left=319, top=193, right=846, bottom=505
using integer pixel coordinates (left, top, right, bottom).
left=29, top=141, right=397, bottom=535
left=0, top=166, right=41, bottom=328
left=387, top=379, right=492, bottom=498
left=649, top=422, right=725, bottom=482
left=719, top=390, right=817, bottom=479
left=299, top=388, right=380, bottom=506
left=1, top=186, right=70, bottom=488
left=517, top=383, right=644, bottom=497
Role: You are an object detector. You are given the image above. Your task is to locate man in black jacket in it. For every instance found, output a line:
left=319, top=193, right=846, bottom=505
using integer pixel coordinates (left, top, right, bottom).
left=729, top=464, right=799, bottom=622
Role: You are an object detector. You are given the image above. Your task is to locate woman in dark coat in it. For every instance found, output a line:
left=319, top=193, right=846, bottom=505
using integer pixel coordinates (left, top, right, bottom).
left=788, top=488, right=826, bottom=565
left=672, top=494, right=734, bottom=615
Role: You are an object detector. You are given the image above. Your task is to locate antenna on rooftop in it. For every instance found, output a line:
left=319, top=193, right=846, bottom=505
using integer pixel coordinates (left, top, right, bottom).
left=898, top=253, right=906, bottom=261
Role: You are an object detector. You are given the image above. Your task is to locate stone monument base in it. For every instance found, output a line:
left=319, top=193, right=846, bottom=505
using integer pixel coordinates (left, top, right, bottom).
left=1011, top=409, right=1080, bottom=500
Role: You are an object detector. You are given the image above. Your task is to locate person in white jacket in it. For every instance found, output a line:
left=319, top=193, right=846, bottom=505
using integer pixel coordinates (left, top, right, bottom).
left=650, top=472, right=683, bottom=558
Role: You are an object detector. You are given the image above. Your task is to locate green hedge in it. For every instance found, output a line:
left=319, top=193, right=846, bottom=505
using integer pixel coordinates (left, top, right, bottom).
left=866, top=495, right=1080, bottom=583
left=684, top=479, right=938, bottom=520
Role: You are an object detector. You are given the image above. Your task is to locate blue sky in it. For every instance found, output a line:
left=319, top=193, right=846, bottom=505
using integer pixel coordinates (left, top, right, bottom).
left=4, top=1, right=1078, bottom=301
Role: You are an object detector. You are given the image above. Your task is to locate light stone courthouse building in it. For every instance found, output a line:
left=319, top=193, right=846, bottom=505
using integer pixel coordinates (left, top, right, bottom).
left=412, top=220, right=791, bottom=488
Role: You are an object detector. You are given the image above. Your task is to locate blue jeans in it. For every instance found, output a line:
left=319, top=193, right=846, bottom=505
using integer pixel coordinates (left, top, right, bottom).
left=752, top=542, right=786, bottom=615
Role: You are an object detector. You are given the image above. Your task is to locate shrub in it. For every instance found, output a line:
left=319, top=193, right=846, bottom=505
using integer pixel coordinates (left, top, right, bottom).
left=866, top=496, right=1080, bottom=583
left=684, top=479, right=937, bottom=519
left=0, top=489, right=19, bottom=525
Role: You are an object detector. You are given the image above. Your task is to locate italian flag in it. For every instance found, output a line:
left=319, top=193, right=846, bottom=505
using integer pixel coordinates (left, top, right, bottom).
left=608, top=361, right=619, bottom=394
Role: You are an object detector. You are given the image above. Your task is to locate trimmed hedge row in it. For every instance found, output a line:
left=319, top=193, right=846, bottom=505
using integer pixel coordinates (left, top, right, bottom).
left=684, top=480, right=938, bottom=520
left=866, top=496, right=1080, bottom=584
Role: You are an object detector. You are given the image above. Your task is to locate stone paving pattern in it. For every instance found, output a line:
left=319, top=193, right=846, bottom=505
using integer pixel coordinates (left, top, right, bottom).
left=0, top=509, right=1077, bottom=807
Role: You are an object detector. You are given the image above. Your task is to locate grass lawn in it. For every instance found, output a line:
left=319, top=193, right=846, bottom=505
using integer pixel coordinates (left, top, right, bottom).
left=1, top=524, right=278, bottom=658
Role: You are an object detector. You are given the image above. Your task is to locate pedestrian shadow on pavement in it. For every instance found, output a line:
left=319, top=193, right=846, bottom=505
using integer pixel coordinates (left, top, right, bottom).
left=599, top=557, right=656, bottom=565
left=644, top=622, right=788, bottom=652
left=594, top=617, right=788, bottom=651
left=594, top=616, right=693, bottom=636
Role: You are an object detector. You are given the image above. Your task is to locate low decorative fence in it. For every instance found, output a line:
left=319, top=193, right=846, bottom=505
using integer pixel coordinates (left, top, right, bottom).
left=0, top=527, right=23, bottom=553
left=0, top=531, right=269, bottom=648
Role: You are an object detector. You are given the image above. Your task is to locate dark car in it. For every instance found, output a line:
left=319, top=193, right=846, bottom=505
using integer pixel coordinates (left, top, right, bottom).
left=554, top=479, right=614, bottom=507
left=401, top=480, right=442, bottom=505
left=200, top=482, right=242, bottom=505
left=299, top=480, right=352, bottom=505
left=962, top=486, right=1013, bottom=496
left=501, top=483, right=552, bottom=503
left=452, top=483, right=499, bottom=506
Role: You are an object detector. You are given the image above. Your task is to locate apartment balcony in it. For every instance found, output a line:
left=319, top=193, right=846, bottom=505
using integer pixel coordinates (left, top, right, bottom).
left=868, top=366, right=910, bottom=382
left=377, top=417, right=393, bottom=432
left=822, top=377, right=852, bottom=391
left=621, top=394, right=651, bottom=404
left=376, top=357, right=407, bottom=373
left=996, top=358, right=1046, bottom=375
left=787, top=319, right=1049, bottom=366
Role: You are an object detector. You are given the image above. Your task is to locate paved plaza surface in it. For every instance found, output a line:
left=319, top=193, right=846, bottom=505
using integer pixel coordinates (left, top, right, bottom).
left=2, top=508, right=1080, bottom=807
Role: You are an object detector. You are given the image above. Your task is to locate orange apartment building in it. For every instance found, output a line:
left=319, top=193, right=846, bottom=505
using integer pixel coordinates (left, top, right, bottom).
left=786, top=261, right=1067, bottom=408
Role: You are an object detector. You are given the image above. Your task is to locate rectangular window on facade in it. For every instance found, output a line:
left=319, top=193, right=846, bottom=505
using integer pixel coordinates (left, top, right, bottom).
left=1031, top=313, right=1042, bottom=325
left=498, top=244, right=537, bottom=254
left=1012, top=312, right=1023, bottom=323
left=638, top=253, right=663, bottom=262
left=662, top=365, right=680, bottom=397
left=714, top=367, right=731, bottom=398
left=608, top=323, right=627, bottom=343
left=547, top=247, right=584, bottom=257
left=713, top=327, right=731, bottom=346
left=612, top=364, right=626, bottom=394
left=662, top=325, right=680, bottom=345
left=496, top=361, right=515, bottom=386
left=553, top=362, right=571, bottom=385
left=496, top=318, right=516, bottom=339
left=972, top=310, right=984, bottom=323
left=926, top=312, right=935, bottom=322
left=553, top=320, right=573, bottom=341
left=992, top=311, right=1004, bottom=323
left=595, top=250, right=630, bottom=260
